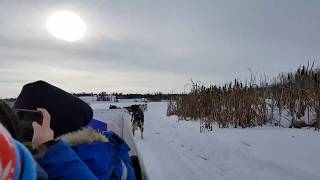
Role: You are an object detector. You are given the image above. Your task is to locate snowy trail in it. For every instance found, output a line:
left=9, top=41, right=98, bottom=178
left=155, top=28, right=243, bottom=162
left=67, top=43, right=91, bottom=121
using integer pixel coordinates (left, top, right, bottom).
left=90, top=100, right=320, bottom=180
left=127, top=102, right=320, bottom=180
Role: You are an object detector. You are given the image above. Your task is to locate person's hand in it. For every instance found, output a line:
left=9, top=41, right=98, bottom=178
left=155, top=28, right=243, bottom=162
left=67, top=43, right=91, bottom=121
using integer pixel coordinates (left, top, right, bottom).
left=32, top=108, right=54, bottom=149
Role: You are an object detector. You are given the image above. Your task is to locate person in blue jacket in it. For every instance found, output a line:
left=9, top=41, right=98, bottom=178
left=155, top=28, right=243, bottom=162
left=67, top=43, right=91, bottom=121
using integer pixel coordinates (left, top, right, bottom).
left=33, top=109, right=136, bottom=180
left=1, top=98, right=136, bottom=180
left=11, top=81, right=136, bottom=180
left=0, top=101, right=94, bottom=179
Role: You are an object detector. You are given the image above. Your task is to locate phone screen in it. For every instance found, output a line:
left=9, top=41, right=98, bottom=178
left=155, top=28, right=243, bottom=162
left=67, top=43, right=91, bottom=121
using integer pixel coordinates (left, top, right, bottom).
left=16, top=109, right=43, bottom=124
left=15, top=109, right=43, bottom=142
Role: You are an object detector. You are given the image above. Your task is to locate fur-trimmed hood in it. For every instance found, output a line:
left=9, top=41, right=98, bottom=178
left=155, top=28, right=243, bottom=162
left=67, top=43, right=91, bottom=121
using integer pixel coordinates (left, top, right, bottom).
left=58, top=128, right=109, bottom=146
left=35, top=128, right=136, bottom=180
left=32, top=128, right=108, bottom=158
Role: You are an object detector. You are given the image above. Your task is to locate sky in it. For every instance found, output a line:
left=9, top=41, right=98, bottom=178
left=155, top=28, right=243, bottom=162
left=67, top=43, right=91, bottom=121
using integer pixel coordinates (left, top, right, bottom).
left=0, top=0, right=319, bottom=98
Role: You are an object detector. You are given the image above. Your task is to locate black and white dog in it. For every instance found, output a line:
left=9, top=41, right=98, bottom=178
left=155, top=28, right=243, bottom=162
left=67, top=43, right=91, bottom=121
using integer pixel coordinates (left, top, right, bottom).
left=125, top=105, right=145, bottom=139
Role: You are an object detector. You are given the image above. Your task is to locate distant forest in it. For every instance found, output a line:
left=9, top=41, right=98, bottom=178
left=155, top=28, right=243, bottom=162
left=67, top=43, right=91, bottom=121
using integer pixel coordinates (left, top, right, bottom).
left=3, top=92, right=180, bottom=103
left=72, top=92, right=181, bottom=102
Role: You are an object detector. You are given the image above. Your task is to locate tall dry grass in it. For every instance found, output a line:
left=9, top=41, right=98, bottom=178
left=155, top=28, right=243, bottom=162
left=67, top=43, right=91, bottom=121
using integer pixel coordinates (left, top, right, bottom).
left=167, top=63, right=320, bottom=131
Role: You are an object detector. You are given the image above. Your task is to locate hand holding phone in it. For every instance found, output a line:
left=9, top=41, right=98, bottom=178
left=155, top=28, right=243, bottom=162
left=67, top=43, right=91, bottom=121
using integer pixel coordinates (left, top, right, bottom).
left=15, top=108, right=54, bottom=148
left=31, top=108, right=54, bottom=149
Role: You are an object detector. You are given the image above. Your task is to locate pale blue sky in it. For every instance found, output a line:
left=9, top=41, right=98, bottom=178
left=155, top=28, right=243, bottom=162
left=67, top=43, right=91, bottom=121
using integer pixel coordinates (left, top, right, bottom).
left=0, top=0, right=319, bottom=97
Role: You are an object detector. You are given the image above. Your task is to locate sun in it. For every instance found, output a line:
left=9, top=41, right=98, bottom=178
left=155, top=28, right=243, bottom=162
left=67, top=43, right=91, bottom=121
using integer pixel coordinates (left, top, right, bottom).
left=46, top=11, right=86, bottom=42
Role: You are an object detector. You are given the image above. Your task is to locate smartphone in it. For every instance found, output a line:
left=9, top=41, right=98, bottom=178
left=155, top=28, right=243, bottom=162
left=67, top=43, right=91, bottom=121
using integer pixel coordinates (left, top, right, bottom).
left=15, top=109, right=43, bottom=142
left=15, top=109, right=43, bottom=124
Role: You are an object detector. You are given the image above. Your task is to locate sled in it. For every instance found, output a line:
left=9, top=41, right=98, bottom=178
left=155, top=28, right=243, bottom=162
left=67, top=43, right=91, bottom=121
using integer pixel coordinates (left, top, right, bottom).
left=93, top=108, right=148, bottom=180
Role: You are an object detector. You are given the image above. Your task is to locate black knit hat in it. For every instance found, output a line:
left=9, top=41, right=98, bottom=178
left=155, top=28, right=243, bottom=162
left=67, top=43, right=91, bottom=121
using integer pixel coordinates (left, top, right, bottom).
left=14, top=80, right=93, bottom=137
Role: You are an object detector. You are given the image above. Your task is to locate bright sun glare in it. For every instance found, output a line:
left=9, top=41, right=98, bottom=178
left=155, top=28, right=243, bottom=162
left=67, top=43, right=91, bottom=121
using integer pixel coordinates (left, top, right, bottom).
left=46, top=11, right=86, bottom=42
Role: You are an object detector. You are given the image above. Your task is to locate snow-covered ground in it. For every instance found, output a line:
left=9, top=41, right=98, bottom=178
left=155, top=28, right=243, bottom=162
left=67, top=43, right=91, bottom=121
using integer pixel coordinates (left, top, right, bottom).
left=85, top=98, right=320, bottom=180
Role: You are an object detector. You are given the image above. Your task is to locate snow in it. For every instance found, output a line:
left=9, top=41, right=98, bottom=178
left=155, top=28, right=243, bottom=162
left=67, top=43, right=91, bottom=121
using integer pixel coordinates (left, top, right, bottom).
left=265, top=98, right=316, bottom=127
left=87, top=99, right=320, bottom=180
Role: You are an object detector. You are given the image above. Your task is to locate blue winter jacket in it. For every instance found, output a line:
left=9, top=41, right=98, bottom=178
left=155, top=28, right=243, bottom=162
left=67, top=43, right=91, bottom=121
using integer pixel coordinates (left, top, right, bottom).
left=37, top=131, right=135, bottom=180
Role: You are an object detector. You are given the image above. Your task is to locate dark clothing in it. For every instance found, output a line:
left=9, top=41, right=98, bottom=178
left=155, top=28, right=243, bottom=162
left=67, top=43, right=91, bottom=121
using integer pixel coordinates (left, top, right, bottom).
left=0, top=99, right=21, bottom=140
left=14, top=81, right=93, bottom=137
